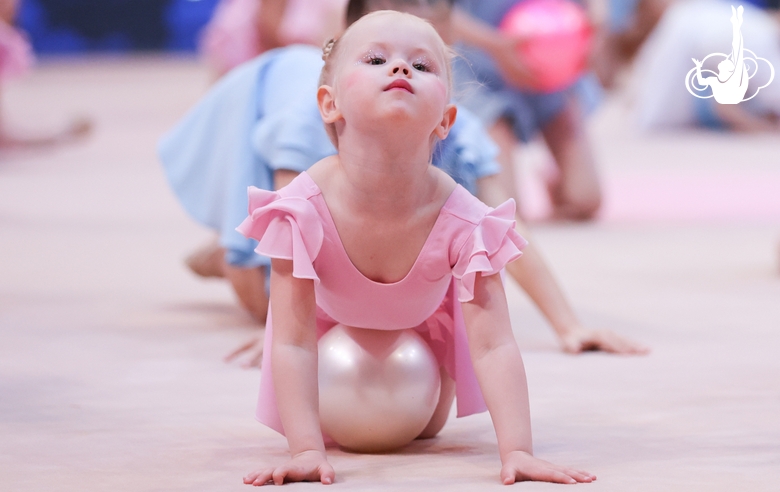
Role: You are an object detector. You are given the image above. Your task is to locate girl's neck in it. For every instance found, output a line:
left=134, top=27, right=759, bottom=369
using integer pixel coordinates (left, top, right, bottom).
left=334, top=126, right=438, bottom=218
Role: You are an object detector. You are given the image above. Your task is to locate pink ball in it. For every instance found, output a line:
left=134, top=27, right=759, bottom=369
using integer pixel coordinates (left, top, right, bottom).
left=499, top=0, right=593, bottom=92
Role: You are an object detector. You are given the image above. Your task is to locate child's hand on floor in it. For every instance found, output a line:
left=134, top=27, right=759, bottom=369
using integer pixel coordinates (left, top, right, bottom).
left=225, top=334, right=264, bottom=368
left=244, top=450, right=335, bottom=486
left=559, top=325, right=650, bottom=355
left=500, top=450, right=595, bottom=485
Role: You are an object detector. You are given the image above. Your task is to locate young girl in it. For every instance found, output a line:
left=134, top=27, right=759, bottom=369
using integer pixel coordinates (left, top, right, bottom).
left=238, top=10, right=596, bottom=486
left=160, top=0, right=648, bottom=362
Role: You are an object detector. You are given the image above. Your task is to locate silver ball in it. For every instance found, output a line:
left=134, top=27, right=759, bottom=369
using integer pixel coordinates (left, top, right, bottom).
left=318, top=324, right=441, bottom=452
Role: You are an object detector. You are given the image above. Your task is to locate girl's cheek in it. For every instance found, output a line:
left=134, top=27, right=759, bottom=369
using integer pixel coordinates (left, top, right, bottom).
left=436, top=80, right=447, bottom=97
left=433, top=79, right=449, bottom=102
left=344, top=70, right=368, bottom=90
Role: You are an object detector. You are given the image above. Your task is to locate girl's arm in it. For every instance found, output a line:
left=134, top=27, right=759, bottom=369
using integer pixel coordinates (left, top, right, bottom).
left=224, top=169, right=302, bottom=367
left=476, top=175, right=649, bottom=355
left=243, top=258, right=334, bottom=486
left=461, top=273, right=595, bottom=484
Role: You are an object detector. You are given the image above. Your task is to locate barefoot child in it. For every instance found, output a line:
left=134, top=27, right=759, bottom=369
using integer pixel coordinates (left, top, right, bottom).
left=238, top=10, right=596, bottom=485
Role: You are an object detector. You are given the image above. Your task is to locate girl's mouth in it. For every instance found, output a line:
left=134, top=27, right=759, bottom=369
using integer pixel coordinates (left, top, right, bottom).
left=384, top=79, right=414, bottom=93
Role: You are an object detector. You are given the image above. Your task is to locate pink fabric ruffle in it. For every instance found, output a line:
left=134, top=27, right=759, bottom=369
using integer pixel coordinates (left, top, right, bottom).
left=0, top=20, right=34, bottom=80
left=414, top=280, right=487, bottom=417
left=452, top=200, right=527, bottom=303
left=236, top=186, right=323, bottom=282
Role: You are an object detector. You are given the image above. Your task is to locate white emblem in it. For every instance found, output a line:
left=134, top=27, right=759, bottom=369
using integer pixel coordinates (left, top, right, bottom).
left=685, top=5, right=774, bottom=104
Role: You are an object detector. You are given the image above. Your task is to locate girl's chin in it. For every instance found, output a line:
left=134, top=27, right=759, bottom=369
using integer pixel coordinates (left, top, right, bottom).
left=360, top=103, right=440, bottom=124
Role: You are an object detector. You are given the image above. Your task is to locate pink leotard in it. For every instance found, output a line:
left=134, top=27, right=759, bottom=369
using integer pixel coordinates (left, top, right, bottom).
left=237, top=172, right=527, bottom=435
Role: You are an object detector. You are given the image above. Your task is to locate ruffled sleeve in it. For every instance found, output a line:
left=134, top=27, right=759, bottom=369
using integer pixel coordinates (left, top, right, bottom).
left=236, top=186, right=323, bottom=282
left=452, top=200, right=528, bottom=302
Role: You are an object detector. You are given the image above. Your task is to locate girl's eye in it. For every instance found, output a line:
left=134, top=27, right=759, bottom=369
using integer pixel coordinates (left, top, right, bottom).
left=413, top=61, right=431, bottom=72
left=367, top=55, right=385, bottom=65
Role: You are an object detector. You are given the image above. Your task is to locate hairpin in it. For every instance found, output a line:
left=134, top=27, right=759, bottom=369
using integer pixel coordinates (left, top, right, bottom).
left=322, top=38, right=337, bottom=61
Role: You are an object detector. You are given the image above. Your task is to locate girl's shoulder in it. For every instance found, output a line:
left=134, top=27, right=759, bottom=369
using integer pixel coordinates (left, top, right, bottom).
left=438, top=180, right=494, bottom=227
left=277, top=171, right=324, bottom=201
left=301, top=155, right=337, bottom=191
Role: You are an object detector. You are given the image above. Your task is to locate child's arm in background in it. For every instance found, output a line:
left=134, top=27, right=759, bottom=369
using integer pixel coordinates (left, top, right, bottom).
left=451, top=6, right=536, bottom=89
left=461, top=272, right=596, bottom=485
left=243, top=258, right=334, bottom=486
left=476, top=174, right=649, bottom=355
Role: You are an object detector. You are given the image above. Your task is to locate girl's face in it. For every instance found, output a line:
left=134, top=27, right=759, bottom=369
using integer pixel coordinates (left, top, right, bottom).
left=322, top=12, right=453, bottom=138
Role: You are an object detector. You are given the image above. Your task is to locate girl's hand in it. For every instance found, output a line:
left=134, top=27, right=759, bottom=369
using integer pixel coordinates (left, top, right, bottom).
left=244, top=450, right=335, bottom=486
left=500, top=451, right=595, bottom=485
left=491, top=36, right=539, bottom=90
left=559, top=326, right=650, bottom=355
left=224, top=334, right=264, bottom=369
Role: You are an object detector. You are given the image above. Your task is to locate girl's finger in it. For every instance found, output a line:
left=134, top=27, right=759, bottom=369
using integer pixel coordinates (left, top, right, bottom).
left=246, top=468, right=274, bottom=486
left=320, top=463, right=336, bottom=485
left=225, top=338, right=259, bottom=362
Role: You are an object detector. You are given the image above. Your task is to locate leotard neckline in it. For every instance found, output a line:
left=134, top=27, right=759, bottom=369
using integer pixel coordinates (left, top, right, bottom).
left=300, top=171, right=464, bottom=287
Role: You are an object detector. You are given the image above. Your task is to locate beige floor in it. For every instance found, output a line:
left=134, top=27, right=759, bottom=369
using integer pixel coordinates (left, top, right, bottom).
left=1, top=57, right=779, bottom=491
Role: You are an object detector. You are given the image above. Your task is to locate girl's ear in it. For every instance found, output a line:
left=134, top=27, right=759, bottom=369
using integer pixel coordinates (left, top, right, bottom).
left=433, top=103, right=457, bottom=140
left=317, top=85, right=342, bottom=124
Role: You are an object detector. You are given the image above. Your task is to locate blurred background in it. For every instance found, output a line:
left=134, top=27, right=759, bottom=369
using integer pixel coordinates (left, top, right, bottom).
left=2, top=1, right=779, bottom=490
left=17, top=0, right=219, bottom=53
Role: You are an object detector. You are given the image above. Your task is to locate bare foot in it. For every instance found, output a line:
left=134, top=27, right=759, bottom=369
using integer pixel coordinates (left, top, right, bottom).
left=546, top=175, right=600, bottom=221
left=185, top=240, right=226, bottom=278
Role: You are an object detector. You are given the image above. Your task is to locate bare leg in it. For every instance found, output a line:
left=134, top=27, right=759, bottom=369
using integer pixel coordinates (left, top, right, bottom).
left=185, top=238, right=269, bottom=323
left=541, top=100, right=602, bottom=221
left=185, top=239, right=226, bottom=278
left=222, top=263, right=269, bottom=367
left=592, top=0, right=670, bottom=88
left=713, top=104, right=780, bottom=132
left=416, top=366, right=456, bottom=439
left=224, top=264, right=269, bottom=324
left=487, top=118, right=523, bottom=216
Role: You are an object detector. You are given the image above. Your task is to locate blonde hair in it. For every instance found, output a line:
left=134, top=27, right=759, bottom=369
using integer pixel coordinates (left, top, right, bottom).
left=318, top=10, right=453, bottom=147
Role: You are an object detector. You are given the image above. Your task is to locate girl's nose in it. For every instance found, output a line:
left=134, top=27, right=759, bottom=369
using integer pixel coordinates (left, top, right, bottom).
left=390, top=60, right=411, bottom=76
